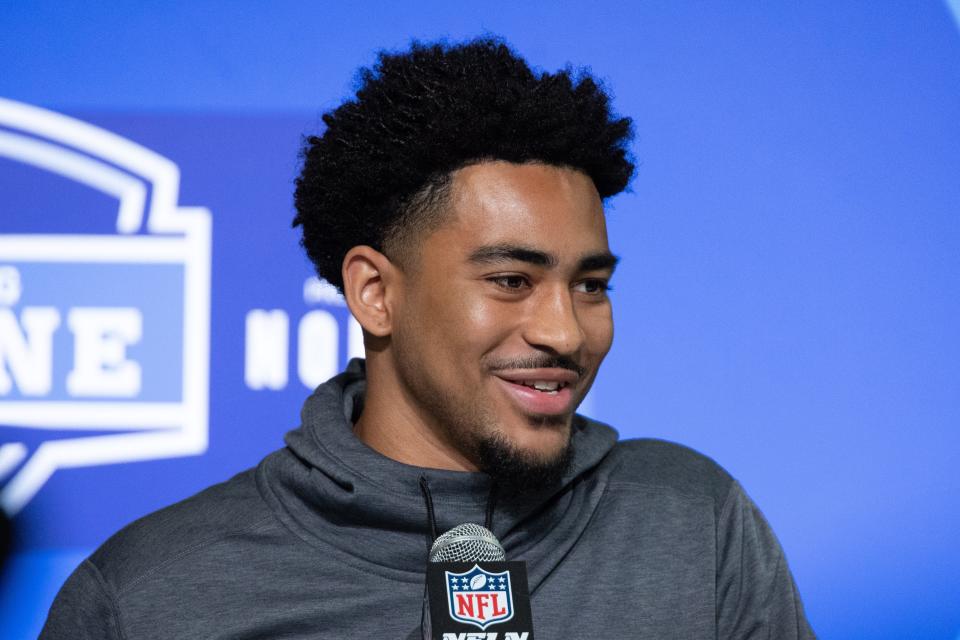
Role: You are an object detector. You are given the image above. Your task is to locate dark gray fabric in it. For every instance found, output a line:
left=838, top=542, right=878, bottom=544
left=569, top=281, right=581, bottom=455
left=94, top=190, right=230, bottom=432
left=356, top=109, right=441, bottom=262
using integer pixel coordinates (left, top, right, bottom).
left=41, top=360, right=816, bottom=639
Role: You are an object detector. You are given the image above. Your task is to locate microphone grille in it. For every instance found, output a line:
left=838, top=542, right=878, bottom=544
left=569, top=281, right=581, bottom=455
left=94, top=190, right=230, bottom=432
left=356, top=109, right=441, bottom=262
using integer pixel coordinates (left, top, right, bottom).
left=429, top=523, right=505, bottom=563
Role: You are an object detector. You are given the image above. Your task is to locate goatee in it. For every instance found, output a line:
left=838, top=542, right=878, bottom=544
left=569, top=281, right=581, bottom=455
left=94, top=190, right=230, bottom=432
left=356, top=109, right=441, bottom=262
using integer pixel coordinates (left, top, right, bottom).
left=476, top=430, right=573, bottom=499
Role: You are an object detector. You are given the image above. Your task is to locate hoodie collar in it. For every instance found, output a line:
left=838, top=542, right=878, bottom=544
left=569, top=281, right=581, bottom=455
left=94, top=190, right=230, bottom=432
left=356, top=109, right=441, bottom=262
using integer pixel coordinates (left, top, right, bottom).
left=259, top=359, right=618, bottom=585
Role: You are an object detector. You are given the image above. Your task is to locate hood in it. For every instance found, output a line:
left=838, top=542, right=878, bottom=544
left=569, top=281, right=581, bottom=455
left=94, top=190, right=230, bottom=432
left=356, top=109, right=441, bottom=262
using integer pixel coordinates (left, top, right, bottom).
left=258, top=359, right=618, bottom=589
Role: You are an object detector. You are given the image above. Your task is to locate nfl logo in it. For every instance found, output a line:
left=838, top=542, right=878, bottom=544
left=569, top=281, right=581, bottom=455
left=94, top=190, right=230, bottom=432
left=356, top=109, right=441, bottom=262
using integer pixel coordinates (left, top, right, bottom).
left=445, top=564, right=514, bottom=629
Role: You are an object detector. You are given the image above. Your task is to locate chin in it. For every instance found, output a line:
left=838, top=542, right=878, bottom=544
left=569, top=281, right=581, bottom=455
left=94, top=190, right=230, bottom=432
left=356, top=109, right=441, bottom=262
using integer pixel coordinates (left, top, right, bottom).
left=476, top=427, right=573, bottom=496
left=496, top=416, right=572, bottom=461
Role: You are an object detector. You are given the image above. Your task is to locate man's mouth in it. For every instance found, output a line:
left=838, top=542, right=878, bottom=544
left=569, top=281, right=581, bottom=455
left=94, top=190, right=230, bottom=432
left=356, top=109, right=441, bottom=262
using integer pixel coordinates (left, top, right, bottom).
left=492, top=368, right=580, bottom=415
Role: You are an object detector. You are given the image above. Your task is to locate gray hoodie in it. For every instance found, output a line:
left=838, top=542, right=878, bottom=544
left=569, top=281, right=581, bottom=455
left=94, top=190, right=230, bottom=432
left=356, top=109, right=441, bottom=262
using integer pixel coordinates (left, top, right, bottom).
left=41, top=360, right=815, bottom=639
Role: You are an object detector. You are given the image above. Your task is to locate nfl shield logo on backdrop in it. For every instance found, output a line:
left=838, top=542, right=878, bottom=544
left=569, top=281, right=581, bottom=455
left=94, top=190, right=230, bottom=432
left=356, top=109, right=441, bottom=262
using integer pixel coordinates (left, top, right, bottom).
left=445, top=564, right=514, bottom=629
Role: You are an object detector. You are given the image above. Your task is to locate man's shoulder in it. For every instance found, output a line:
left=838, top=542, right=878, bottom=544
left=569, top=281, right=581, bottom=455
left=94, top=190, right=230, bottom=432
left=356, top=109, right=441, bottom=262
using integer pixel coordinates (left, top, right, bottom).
left=88, top=462, right=276, bottom=595
left=604, top=437, right=735, bottom=512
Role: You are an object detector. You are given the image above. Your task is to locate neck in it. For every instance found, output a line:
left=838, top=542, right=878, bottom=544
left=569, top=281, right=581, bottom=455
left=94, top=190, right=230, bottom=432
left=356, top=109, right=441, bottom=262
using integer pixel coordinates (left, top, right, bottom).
left=353, top=351, right=479, bottom=472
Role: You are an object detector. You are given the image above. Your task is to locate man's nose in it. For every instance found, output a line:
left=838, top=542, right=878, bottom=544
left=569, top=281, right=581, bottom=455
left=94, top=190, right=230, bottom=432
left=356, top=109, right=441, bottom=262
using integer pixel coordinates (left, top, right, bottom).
left=522, top=285, right=585, bottom=355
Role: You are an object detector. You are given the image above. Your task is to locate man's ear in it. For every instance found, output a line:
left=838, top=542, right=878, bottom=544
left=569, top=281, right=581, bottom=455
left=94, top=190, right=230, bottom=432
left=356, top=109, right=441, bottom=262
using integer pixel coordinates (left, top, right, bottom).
left=342, top=245, right=399, bottom=338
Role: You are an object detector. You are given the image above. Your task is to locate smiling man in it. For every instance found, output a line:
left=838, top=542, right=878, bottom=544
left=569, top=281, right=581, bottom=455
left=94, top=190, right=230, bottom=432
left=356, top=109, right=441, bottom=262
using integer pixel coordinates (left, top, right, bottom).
left=42, top=39, right=815, bottom=639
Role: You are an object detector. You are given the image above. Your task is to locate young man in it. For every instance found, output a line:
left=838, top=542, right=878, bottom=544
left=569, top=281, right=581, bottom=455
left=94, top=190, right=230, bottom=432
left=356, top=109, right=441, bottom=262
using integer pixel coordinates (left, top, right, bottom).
left=42, top=39, right=815, bottom=638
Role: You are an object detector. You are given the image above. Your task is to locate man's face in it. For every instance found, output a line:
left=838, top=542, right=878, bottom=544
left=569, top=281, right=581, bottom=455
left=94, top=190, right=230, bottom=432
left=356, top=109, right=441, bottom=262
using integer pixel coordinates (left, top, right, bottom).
left=390, top=161, right=616, bottom=481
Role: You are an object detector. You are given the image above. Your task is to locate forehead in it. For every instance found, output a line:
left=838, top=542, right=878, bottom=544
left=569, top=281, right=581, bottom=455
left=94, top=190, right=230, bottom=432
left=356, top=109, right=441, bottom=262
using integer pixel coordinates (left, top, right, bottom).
left=440, top=161, right=609, bottom=255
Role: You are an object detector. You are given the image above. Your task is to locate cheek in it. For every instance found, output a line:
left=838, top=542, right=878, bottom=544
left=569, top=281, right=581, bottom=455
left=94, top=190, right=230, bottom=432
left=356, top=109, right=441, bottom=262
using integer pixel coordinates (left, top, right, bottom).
left=461, top=295, right=497, bottom=330
left=582, top=305, right=614, bottom=357
left=412, top=284, right=502, bottom=354
left=438, top=288, right=520, bottom=362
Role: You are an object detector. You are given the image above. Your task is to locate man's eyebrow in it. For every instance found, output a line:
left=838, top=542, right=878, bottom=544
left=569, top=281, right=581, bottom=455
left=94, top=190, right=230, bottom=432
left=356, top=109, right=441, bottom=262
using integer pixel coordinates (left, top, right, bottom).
left=579, top=252, right=619, bottom=273
left=467, top=244, right=619, bottom=273
left=468, top=244, right=558, bottom=267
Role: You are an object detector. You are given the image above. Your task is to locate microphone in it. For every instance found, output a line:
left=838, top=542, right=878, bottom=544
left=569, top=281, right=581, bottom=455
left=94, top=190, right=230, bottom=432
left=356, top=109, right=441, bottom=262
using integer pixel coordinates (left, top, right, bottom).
left=429, top=523, right=506, bottom=562
left=422, top=523, right=534, bottom=639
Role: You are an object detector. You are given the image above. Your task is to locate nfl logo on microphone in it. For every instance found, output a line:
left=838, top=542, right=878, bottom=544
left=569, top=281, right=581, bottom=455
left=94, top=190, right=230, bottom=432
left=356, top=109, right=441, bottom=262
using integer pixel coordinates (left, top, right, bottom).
left=446, top=565, right=514, bottom=629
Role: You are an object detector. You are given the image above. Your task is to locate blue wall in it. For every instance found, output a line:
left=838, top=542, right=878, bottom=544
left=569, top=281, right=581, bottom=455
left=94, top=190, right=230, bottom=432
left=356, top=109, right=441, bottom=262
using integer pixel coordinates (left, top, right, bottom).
left=2, top=2, right=960, bottom=638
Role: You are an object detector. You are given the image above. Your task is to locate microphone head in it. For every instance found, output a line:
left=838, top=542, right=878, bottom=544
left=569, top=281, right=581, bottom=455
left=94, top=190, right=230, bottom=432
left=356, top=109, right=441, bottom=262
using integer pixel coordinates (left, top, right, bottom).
left=429, top=523, right=505, bottom=563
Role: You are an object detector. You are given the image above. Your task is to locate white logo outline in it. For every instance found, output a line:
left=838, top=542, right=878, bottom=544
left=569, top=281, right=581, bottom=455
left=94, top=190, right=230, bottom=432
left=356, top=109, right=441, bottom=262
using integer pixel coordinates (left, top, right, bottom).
left=0, top=97, right=211, bottom=515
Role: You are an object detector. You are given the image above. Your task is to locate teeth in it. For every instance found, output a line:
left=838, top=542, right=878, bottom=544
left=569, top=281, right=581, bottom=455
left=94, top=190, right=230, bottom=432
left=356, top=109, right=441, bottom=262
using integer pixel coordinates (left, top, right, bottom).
left=529, top=381, right=560, bottom=392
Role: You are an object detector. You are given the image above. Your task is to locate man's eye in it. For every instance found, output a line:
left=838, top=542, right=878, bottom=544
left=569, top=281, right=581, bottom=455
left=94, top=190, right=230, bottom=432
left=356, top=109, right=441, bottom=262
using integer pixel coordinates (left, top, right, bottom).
left=490, top=275, right=529, bottom=290
left=575, top=279, right=610, bottom=295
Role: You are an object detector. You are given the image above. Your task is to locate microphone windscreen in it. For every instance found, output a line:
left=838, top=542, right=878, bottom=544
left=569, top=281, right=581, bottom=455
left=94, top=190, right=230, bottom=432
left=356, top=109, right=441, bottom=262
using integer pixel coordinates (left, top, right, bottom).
left=429, top=523, right=505, bottom=563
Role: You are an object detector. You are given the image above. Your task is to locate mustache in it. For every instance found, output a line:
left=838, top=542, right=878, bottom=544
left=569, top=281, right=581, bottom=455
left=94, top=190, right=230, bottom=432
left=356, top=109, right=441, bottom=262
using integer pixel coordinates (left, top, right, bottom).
left=487, top=355, right=586, bottom=378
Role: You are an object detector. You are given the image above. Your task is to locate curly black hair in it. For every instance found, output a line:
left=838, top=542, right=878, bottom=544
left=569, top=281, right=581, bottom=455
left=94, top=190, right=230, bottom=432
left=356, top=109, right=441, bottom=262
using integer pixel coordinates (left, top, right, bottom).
left=293, top=37, right=634, bottom=292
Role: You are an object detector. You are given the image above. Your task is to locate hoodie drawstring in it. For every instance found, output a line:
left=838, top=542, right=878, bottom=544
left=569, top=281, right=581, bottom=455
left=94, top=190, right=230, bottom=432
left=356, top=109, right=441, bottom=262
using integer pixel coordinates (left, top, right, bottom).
left=418, top=476, right=500, bottom=557
left=418, top=476, right=439, bottom=552
left=484, top=481, right=498, bottom=533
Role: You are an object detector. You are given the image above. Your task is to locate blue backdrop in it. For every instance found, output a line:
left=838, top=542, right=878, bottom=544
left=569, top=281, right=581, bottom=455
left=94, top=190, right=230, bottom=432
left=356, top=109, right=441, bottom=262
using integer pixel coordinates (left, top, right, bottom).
left=2, top=2, right=959, bottom=638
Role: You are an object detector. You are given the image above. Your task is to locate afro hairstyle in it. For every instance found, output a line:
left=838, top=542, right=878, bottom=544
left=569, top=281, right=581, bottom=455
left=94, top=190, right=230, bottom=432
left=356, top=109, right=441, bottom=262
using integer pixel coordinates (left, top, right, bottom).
left=293, top=37, right=634, bottom=292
